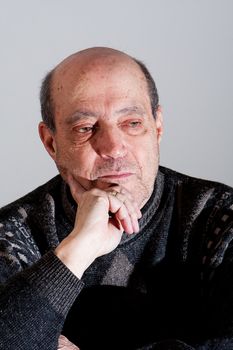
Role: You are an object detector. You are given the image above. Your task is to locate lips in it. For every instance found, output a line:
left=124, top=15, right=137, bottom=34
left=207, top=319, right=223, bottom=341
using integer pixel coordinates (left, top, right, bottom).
left=96, top=173, right=135, bottom=183
left=98, top=173, right=133, bottom=179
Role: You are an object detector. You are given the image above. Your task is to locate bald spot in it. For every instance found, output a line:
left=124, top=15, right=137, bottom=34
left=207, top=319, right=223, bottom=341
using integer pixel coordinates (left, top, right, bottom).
left=51, top=47, right=148, bottom=114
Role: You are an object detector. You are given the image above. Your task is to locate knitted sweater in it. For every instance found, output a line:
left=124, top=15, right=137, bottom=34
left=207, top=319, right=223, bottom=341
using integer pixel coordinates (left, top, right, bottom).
left=0, top=166, right=233, bottom=350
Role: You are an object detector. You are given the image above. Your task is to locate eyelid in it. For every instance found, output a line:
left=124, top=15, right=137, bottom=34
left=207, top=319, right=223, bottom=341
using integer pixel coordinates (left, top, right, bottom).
left=72, top=124, right=95, bottom=133
left=79, top=127, right=93, bottom=133
left=121, top=118, right=143, bottom=125
left=121, top=116, right=143, bottom=121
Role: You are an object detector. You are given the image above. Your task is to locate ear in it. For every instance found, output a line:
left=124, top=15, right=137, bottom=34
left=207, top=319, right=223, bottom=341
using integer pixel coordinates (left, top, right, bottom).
left=38, top=122, right=57, bottom=161
left=155, top=105, right=163, bottom=144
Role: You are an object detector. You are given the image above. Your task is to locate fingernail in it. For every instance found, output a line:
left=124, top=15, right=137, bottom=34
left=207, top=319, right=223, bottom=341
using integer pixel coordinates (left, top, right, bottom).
left=135, top=220, right=140, bottom=233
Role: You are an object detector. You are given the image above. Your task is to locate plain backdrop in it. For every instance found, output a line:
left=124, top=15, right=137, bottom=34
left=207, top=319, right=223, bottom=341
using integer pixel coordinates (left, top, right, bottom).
left=0, top=0, right=232, bottom=207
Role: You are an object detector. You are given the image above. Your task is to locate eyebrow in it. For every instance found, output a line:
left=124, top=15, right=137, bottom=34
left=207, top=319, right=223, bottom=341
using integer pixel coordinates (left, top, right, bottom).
left=65, top=105, right=145, bottom=125
left=115, top=106, right=145, bottom=116
left=65, top=111, right=98, bottom=125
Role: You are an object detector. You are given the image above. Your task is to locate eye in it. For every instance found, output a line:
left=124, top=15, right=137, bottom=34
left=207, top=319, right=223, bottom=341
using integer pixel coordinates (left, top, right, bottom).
left=124, top=119, right=143, bottom=129
left=121, top=119, right=144, bottom=135
left=128, top=121, right=142, bottom=128
left=73, top=125, right=96, bottom=133
left=78, top=126, right=94, bottom=133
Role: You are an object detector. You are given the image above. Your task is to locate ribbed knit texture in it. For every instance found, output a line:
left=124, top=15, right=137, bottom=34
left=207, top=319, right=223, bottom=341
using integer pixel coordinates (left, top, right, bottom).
left=23, top=251, right=84, bottom=315
left=0, top=166, right=233, bottom=349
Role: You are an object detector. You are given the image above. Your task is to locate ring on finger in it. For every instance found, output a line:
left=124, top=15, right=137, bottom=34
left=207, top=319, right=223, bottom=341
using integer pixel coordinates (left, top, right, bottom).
left=109, top=190, right=118, bottom=197
left=112, top=191, right=126, bottom=204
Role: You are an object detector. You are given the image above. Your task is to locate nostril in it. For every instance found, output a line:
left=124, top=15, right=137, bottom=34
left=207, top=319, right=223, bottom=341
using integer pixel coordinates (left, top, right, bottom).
left=94, top=130, right=127, bottom=159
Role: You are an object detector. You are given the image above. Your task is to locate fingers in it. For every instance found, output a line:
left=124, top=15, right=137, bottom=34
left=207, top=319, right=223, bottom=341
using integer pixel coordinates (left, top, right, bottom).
left=113, top=191, right=142, bottom=219
left=107, top=188, right=142, bottom=234
left=114, top=195, right=139, bottom=234
left=65, top=175, right=141, bottom=235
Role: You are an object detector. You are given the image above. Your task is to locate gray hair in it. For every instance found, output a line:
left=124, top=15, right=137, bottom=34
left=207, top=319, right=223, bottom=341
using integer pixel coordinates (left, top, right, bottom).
left=40, top=58, right=159, bottom=131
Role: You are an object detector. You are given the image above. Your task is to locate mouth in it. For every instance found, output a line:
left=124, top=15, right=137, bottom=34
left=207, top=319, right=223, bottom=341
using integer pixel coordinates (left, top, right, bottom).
left=97, top=172, right=134, bottom=181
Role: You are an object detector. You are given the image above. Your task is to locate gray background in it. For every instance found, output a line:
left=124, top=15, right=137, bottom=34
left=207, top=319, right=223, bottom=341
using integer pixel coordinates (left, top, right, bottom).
left=0, top=0, right=232, bottom=207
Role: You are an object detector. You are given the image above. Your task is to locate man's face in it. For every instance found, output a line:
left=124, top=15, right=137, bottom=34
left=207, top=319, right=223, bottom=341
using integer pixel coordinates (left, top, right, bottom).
left=41, top=56, right=163, bottom=207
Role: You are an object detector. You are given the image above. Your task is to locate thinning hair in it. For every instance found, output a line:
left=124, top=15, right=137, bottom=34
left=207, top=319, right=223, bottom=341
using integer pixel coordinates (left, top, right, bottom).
left=40, top=58, right=159, bottom=131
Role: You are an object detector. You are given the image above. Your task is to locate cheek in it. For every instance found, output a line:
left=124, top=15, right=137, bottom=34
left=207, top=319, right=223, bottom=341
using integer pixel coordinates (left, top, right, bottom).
left=55, top=142, right=96, bottom=179
left=135, top=134, right=159, bottom=173
left=136, top=131, right=159, bottom=158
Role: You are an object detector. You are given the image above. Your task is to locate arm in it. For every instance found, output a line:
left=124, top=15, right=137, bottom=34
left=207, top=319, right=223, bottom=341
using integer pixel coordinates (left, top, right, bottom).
left=0, top=178, right=141, bottom=349
left=55, top=176, right=141, bottom=279
left=0, top=250, right=83, bottom=350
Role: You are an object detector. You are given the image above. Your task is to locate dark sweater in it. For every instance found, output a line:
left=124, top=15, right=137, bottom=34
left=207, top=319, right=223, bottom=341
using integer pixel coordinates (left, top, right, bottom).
left=0, top=166, right=233, bottom=350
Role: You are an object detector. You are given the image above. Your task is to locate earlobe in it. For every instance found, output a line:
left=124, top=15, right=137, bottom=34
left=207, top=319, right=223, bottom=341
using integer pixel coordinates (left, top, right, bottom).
left=38, top=122, right=57, bottom=160
left=155, top=106, right=164, bottom=144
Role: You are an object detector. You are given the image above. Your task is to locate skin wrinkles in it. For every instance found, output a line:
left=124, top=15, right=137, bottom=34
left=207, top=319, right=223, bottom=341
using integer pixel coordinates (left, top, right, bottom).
left=65, top=112, right=154, bottom=192
left=39, top=48, right=163, bottom=208
left=65, top=105, right=146, bottom=126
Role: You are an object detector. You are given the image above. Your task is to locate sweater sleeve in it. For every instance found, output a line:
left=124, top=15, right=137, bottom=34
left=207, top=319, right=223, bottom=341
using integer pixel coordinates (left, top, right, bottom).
left=0, top=203, right=84, bottom=350
left=0, top=251, right=84, bottom=350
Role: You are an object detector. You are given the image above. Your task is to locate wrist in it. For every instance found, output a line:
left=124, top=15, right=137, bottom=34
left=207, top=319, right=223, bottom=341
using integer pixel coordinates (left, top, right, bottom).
left=55, top=234, right=96, bottom=279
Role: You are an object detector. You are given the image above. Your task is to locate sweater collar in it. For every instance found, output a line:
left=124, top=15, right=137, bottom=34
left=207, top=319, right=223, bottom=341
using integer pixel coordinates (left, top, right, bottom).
left=120, top=169, right=164, bottom=244
left=138, top=169, right=164, bottom=231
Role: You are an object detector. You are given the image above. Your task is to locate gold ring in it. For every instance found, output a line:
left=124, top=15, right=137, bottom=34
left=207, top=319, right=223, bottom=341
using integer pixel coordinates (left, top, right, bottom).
left=110, top=190, right=118, bottom=196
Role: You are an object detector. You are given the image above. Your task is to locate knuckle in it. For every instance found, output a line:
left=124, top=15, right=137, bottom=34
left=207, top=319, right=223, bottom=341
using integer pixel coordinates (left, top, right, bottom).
left=96, top=195, right=108, bottom=204
left=118, top=206, right=128, bottom=219
left=86, top=188, right=107, bottom=198
left=89, top=188, right=101, bottom=196
left=130, top=212, right=138, bottom=220
left=118, top=212, right=127, bottom=220
left=125, top=205, right=134, bottom=215
left=82, top=189, right=108, bottom=205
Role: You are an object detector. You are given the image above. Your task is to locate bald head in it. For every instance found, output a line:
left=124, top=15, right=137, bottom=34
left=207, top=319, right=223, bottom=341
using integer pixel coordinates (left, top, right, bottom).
left=40, top=47, right=159, bottom=131
left=55, top=47, right=132, bottom=73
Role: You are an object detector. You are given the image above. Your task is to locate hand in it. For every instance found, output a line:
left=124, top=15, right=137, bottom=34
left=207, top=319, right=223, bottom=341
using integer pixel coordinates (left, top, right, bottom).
left=55, top=175, right=141, bottom=278
left=58, top=335, right=80, bottom=349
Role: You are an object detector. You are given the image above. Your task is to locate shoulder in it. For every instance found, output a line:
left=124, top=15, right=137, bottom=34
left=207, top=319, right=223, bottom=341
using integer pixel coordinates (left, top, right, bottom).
left=0, top=175, right=64, bottom=281
left=160, top=166, right=233, bottom=268
left=159, top=165, right=233, bottom=203
left=0, top=175, right=63, bottom=225
left=159, top=165, right=233, bottom=243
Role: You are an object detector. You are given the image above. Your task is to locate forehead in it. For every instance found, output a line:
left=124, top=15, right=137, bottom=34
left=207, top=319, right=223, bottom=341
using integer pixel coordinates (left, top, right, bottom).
left=52, top=57, right=150, bottom=120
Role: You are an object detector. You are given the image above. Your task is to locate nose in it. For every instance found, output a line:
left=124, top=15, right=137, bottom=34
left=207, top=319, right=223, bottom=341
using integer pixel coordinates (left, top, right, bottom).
left=93, top=126, right=127, bottom=159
